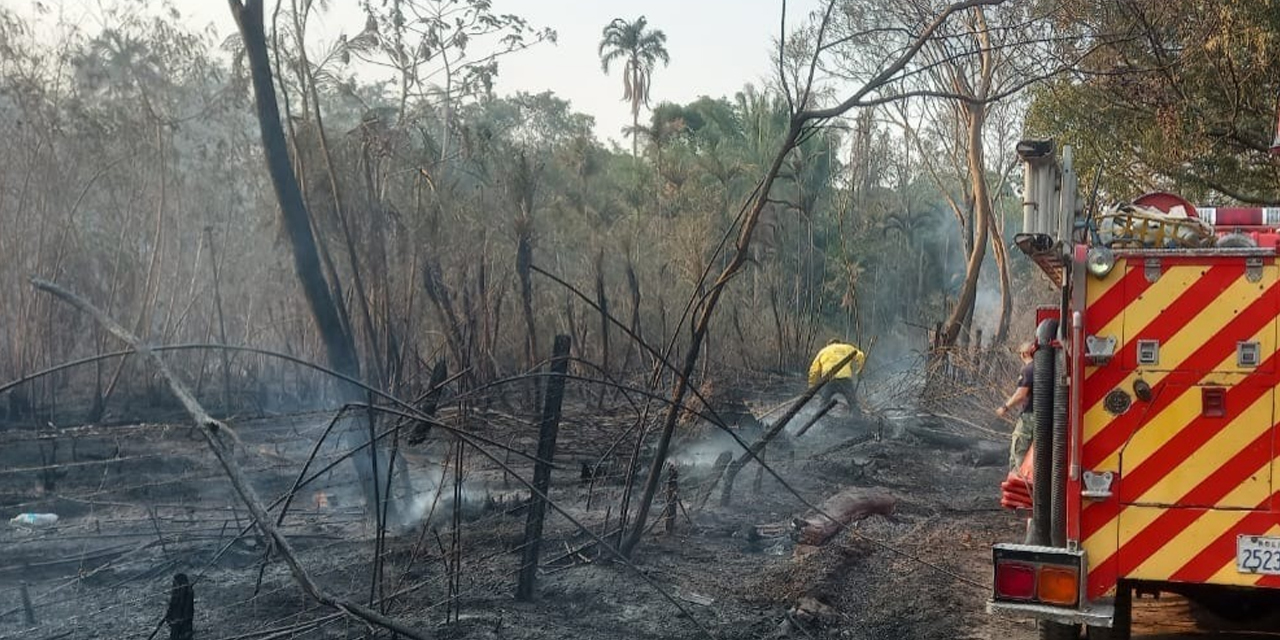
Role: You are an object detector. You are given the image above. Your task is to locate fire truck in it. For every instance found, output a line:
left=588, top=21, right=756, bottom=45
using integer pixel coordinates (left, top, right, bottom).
left=987, top=138, right=1280, bottom=640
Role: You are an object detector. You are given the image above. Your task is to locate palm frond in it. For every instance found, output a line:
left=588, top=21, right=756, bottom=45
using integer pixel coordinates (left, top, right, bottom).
left=599, top=46, right=625, bottom=72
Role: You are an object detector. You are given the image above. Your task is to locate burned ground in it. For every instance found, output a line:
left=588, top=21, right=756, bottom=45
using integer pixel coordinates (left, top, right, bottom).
left=0, top=370, right=1039, bottom=640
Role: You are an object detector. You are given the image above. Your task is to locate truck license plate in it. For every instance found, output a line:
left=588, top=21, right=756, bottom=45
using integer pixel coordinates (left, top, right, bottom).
left=1237, top=535, right=1280, bottom=574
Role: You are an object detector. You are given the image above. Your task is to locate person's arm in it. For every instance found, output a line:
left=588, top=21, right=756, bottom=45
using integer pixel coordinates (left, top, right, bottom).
left=996, top=386, right=1029, bottom=416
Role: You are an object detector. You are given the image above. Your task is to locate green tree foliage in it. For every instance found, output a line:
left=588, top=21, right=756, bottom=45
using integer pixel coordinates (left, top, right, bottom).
left=0, top=0, right=991, bottom=426
left=1026, top=0, right=1280, bottom=204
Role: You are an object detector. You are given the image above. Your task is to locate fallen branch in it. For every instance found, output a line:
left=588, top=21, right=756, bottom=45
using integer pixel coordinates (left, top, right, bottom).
left=905, top=425, right=990, bottom=450
left=720, top=349, right=860, bottom=506
left=31, top=277, right=430, bottom=640
left=908, top=411, right=1008, bottom=439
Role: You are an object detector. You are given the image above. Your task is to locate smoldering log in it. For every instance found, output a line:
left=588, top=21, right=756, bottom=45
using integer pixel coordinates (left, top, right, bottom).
left=784, top=490, right=896, bottom=547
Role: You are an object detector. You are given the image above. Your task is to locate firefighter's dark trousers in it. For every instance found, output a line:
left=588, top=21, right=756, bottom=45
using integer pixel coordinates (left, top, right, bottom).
left=1009, top=410, right=1035, bottom=473
left=819, top=377, right=859, bottom=416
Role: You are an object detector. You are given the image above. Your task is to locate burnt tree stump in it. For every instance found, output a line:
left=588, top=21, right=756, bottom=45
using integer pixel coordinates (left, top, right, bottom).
left=165, top=573, right=194, bottom=640
left=663, top=464, right=679, bottom=533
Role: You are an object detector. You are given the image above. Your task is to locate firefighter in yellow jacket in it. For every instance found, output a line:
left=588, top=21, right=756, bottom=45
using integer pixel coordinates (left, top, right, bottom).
left=808, top=339, right=866, bottom=414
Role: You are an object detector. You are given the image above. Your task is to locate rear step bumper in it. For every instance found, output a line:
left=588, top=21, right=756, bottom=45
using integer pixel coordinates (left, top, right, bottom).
left=986, top=600, right=1114, bottom=627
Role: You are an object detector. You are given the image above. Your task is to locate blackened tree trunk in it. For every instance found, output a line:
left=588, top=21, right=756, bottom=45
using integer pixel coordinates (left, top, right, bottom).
left=594, top=250, right=609, bottom=407
left=229, top=0, right=357, bottom=380
left=511, top=153, right=539, bottom=397
left=228, top=0, right=393, bottom=519
left=622, top=257, right=643, bottom=371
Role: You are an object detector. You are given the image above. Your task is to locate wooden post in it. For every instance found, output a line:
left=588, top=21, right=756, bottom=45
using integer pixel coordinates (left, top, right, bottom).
left=20, top=582, right=34, bottom=625
left=165, top=573, right=194, bottom=640
left=515, top=334, right=571, bottom=601
left=663, top=464, right=679, bottom=533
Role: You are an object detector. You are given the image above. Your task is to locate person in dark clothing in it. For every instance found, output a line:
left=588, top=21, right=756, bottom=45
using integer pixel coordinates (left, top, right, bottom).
left=996, top=342, right=1036, bottom=472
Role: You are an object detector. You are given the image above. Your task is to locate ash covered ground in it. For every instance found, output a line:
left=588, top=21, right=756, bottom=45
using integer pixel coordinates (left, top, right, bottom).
left=0, top=369, right=1053, bottom=640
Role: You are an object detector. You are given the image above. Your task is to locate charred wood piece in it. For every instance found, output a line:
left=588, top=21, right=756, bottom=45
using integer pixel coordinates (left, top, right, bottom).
left=753, top=490, right=897, bottom=547
left=164, top=573, right=194, bottom=640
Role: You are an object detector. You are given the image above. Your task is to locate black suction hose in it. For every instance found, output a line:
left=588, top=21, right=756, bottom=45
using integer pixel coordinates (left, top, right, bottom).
left=1032, top=318, right=1058, bottom=546
left=1050, top=353, right=1069, bottom=548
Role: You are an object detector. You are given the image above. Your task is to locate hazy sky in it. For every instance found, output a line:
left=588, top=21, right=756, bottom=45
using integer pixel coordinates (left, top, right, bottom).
left=7, top=0, right=820, bottom=145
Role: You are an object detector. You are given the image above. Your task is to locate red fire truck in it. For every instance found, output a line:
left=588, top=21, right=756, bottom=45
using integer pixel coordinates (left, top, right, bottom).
left=987, top=139, right=1280, bottom=639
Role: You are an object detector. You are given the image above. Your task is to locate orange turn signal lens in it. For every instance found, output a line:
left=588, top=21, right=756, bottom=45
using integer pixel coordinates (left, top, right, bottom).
left=1036, top=566, right=1079, bottom=606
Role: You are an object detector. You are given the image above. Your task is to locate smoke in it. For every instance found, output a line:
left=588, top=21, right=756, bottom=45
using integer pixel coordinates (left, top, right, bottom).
left=400, top=466, right=447, bottom=528
left=394, top=462, right=522, bottom=532
left=970, top=282, right=1004, bottom=345
left=669, top=399, right=867, bottom=470
left=669, top=429, right=749, bottom=468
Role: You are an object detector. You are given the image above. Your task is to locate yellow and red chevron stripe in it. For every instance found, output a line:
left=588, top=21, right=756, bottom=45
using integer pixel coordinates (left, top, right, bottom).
left=1079, top=255, right=1280, bottom=600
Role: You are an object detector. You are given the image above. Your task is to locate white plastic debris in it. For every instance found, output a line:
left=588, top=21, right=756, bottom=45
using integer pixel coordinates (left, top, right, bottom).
left=10, top=513, right=58, bottom=528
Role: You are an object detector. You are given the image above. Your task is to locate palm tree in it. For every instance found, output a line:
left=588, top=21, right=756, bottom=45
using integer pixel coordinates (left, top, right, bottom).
left=598, top=16, right=670, bottom=156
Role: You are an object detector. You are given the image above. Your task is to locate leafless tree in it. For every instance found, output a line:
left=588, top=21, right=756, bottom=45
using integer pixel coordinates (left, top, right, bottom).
left=824, top=0, right=1092, bottom=346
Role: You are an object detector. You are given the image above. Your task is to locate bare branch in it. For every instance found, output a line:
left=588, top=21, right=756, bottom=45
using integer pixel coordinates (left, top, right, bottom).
left=798, top=0, right=1006, bottom=122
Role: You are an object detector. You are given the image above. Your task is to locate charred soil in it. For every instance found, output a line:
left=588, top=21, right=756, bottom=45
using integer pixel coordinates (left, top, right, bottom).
left=0, top=383, right=1038, bottom=640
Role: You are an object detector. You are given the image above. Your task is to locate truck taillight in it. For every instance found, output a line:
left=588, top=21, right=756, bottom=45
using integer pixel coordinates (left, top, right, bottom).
left=994, top=562, right=1036, bottom=600
left=1037, top=566, right=1080, bottom=606
left=992, top=544, right=1085, bottom=608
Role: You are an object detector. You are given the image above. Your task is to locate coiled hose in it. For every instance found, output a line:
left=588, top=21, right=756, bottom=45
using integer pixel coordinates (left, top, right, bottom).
left=1032, top=319, right=1058, bottom=546
left=1050, top=354, right=1069, bottom=548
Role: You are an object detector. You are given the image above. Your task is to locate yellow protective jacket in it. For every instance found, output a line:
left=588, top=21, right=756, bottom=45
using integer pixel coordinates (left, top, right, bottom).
left=808, top=343, right=866, bottom=386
